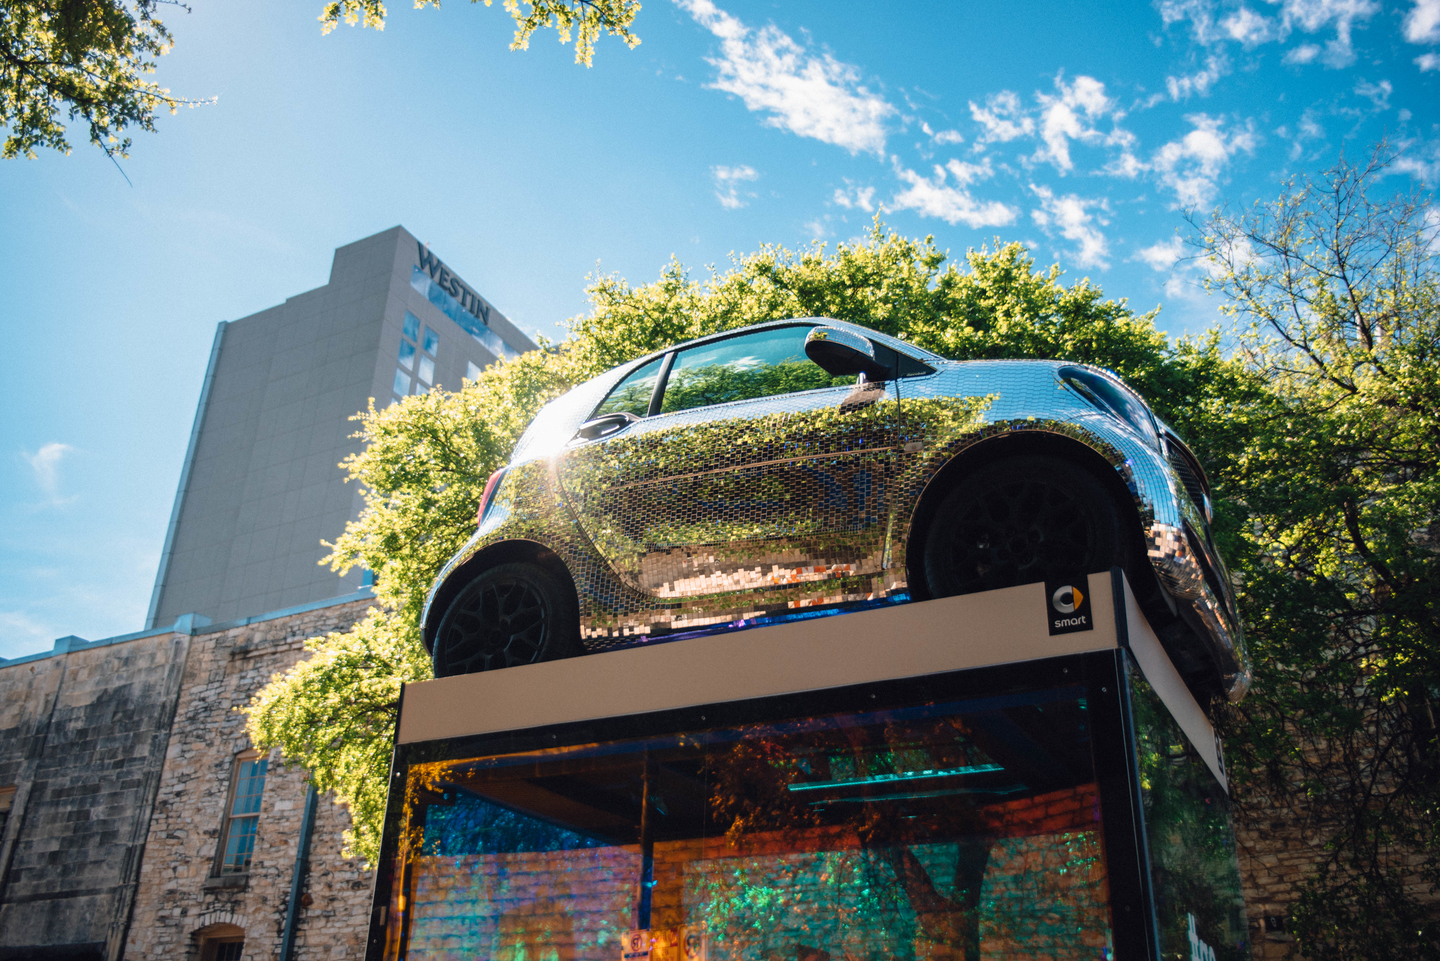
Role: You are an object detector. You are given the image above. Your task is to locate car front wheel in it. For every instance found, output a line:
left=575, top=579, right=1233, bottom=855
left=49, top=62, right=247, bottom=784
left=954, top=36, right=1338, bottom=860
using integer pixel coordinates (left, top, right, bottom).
left=922, top=455, right=1130, bottom=598
left=432, top=561, right=581, bottom=677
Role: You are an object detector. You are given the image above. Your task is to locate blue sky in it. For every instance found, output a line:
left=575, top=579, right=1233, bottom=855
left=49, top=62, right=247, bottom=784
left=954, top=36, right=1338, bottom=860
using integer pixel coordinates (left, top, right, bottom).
left=2, top=0, right=1437, bottom=658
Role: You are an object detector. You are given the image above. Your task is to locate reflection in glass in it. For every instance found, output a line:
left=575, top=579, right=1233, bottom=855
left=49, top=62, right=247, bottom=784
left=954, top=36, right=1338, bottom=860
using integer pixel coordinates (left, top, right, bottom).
left=399, top=339, right=416, bottom=371
left=404, top=312, right=421, bottom=342
left=220, top=757, right=267, bottom=874
left=467, top=361, right=482, bottom=383
left=393, top=369, right=411, bottom=397
left=385, top=688, right=1113, bottom=960
left=1130, top=665, right=1247, bottom=960
left=424, top=327, right=440, bottom=356
left=410, top=266, right=518, bottom=360
left=661, top=326, right=853, bottom=415
left=419, top=355, right=435, bottom=385
left=594, top=356, right=663, bottom=419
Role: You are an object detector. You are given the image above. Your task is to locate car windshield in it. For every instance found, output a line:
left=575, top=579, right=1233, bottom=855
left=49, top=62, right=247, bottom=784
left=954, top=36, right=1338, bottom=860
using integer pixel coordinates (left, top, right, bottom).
left=660, top=326, right=854, bottom=414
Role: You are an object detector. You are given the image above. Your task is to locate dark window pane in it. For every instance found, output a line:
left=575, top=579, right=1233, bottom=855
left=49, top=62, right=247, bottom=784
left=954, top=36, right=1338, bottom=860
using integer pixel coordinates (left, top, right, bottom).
left=1131, top=665, right=1249, bottom=960
left=213, top=941, right=244, bottom=961
left=594, top=357, right=663, bottom=419
left=220, top=815, right=258, bottom=873
left=660, top=326, right=851, bottom=414
left=231, top=758, right=268, bottom=817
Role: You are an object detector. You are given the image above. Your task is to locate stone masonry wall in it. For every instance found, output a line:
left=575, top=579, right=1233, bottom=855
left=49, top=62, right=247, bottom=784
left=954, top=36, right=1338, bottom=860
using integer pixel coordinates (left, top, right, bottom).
left=124, top=598, right=375, bottom=961
left=0, top=630, right=190, bottom=959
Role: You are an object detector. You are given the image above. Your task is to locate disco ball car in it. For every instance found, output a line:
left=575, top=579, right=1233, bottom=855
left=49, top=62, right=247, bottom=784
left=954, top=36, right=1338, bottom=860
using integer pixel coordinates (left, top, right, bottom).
left=420, top=318, right=1249, bottom=701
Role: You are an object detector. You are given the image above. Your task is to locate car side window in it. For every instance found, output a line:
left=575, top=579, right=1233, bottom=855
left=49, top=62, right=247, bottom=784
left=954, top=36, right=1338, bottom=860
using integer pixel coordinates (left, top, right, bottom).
left=659, top=326, right=854, bottom=415
left=593, top=356, right=665, bottom=418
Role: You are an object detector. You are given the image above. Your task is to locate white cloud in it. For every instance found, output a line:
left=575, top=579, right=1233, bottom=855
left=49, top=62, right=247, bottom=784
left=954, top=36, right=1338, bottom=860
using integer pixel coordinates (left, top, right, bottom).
left=1106, top=151, right=1147, bottom=178
left=1161, top=0, right=1377, bottom=65
left=1416, top=52, right=1440, bottom=70
left=921, top=122, right=965, bottom=145
left=832, top=183, right=876, bottom=211
left=1033, top=74, right=1117, bottom=173
left=1030, top=185, right=1111, bottom=269
left=969, top=90, right=1034, bottom=143
left=711, top=164, right=759, bottom=209
left=1222, top=6, right=1275, bottom=45
left=1135, top=236, right=1187, bottom=271
left=1405, top=0, right=1440, bottom=42
left=1277, top=0, right=1379, bottom=68
left=1152, top=114, right=1258, bottom=207
left=0, top=609, right=55, bottom=653
left=1280, top=109, right=1326, bottom=159
left=1166, top=54, right=1229, bottom=99
left=1393, top=140, right=1440, bottom=182
left=676, top=0, right=895, bottom=156
left=890, top=159, right=1018, bottom=228
left=1354, top=78, right=1392, bottom=110
left=22, top=443, right=75, bottom=504
left=1156, top=0, right=1223, bottom=44
left=1421, top=205, right=1440, bottom=254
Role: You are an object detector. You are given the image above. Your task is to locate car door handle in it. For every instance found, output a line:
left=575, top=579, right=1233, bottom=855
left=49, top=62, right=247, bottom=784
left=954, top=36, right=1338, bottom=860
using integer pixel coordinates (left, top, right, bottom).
left=576, top=411, right=640, bottom=440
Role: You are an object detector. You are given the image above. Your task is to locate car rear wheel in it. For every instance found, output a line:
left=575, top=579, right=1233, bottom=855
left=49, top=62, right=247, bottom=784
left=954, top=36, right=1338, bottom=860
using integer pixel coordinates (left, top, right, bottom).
left=432, top=562, right=581, bottom=677
left=922, top=455, right=1130, bottom=598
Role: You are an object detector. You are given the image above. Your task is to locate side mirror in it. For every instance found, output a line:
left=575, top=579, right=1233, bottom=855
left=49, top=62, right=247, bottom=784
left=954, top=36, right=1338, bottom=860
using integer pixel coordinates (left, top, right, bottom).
left=576, top=411, right=639, bottom=440
left=804, top=327, right=892, bottom=381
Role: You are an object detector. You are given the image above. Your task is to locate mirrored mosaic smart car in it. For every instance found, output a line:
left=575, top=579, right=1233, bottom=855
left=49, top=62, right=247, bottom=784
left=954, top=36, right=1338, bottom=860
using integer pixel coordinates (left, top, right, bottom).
left=421, top=319, right=1250, bottom=702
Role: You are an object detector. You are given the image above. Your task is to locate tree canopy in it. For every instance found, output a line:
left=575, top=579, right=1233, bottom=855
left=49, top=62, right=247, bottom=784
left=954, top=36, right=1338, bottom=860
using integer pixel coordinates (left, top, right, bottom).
left=1196, top=148, right=1439, bottom=957
left=0, top=0, right=183, bottom=157
left=245, top=224, right=1248, bottom=863
left=0, top=0, right=640, bottom=158
left=247, top=156, right=1438, bottom=955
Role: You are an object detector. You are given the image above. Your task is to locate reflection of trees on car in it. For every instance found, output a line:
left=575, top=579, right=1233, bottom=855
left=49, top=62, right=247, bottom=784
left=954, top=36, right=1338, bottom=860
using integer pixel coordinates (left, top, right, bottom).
left=660, top=360, right=855, bottom=413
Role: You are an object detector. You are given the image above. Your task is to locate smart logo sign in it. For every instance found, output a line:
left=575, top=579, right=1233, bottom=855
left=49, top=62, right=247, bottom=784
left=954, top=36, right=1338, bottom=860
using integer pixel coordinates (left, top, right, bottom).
left=1045, top=577, right=1093, bottom=636
left=416, top=243, right=493, bottom=325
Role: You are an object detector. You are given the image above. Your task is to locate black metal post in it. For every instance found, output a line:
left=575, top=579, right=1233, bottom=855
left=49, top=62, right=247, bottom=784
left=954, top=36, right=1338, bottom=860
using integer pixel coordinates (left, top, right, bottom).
left=279, top=783, right=319, bottom=961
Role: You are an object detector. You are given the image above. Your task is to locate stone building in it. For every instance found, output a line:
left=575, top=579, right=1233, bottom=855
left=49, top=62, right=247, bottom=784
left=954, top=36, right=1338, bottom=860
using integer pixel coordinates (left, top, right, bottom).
left=0, top=593, right=376, bottom=961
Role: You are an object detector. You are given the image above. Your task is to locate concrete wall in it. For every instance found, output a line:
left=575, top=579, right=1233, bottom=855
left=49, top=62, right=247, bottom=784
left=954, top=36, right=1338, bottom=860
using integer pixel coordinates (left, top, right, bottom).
left=149, top=226, right=537, bottom=629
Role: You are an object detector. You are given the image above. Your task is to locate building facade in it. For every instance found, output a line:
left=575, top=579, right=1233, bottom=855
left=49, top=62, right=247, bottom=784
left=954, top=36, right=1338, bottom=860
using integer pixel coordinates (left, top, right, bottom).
left=146, top=226, right=536, bottom=629
left=0, top=594, right=376, bottom=961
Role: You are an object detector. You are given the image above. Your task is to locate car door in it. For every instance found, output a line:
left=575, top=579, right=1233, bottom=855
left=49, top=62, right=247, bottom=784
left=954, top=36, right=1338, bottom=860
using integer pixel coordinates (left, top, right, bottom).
left=557, top=324, right=901, bottom=602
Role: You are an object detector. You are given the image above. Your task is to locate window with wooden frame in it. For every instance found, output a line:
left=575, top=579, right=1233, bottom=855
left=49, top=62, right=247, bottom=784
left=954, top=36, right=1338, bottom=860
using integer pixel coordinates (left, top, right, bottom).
left=214, top=751, right=268, bottom=876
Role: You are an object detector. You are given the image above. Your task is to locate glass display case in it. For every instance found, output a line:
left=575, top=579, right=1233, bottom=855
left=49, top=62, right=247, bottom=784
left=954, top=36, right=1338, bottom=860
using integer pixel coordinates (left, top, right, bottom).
left=367, top=572, right=1247, bottom=961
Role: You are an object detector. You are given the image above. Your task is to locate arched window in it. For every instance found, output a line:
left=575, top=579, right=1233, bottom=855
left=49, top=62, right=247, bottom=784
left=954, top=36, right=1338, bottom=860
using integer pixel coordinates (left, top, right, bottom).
left=195, top=922, right=244, bottom=961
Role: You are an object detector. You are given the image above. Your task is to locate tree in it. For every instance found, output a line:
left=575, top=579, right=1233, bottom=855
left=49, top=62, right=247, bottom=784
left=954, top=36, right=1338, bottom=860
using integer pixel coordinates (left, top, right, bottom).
left=1198, top=148, right=1440, bottom=958
left=1, top=0, right=639, bottom=159
left=245, top=223, right=1247, bottom=863
left=0, top=0, right=185, bottom=158
left=319, top=0, right=640, bottom=66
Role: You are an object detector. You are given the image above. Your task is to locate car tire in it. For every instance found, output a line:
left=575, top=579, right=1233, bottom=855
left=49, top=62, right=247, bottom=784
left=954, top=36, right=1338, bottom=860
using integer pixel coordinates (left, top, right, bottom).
left=922, top=455, right=1131, bottom=598
left=432, top=562, right=581, bottom=677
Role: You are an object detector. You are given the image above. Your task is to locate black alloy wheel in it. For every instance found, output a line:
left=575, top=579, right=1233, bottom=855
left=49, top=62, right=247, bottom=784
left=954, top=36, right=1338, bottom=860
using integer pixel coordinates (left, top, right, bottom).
left=922, top=455, right=1129, bottom=598
left=432, top=562, right=581, bottom=677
